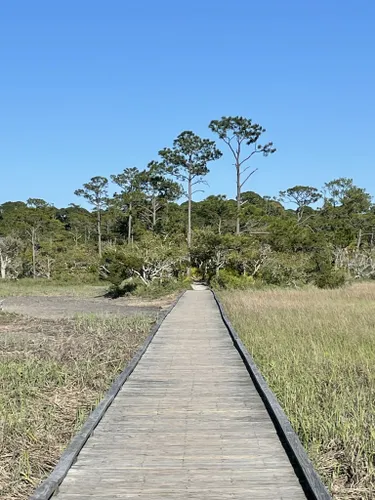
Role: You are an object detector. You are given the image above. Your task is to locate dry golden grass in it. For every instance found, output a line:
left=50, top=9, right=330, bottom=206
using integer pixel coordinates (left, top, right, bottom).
left=220, top=282, right=375, bottom=500
left=0, top=312, right=153, bottom=499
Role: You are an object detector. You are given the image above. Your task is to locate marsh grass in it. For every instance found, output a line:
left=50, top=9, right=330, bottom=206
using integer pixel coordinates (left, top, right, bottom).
left=0, top=311, right=153, bottom=499
left=220, top=283, right=375, bottom=499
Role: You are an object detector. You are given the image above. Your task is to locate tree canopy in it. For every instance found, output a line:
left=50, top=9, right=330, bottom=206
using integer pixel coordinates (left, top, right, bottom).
left=0, top=117, right=373, bottom=291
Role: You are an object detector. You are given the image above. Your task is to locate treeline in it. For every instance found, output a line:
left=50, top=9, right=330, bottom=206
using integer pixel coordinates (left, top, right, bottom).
left=0, top=116, right=374, bottom=292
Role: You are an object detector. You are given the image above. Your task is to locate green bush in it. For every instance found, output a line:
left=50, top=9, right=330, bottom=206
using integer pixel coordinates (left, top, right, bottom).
left=107, top=278, right=138, bottom=298
left=260, top=252, right=312, bottom=286
left=107, top=276, right=189, bottom=299
left=103, top=253, right=143, bottom=286
left=315, top=268, right=347, bottom=289
left=190, top=267, right=202, bottom=280
left=211, top=269, right=255, bottom=290
left=133, top=279, right=188, bottom=298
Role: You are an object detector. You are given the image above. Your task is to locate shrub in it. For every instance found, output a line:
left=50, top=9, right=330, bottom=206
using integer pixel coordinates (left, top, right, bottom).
left=259, top=252, right=312, bottom=286
left=102, top=253, right=143, bottom=286
left=132, top=278, right=188, bottom=298
left=315, top=268, right=347, bottom=289
left=211, top=269, right=255, bottom=290
left=107, top=278, right=138, bottom=298
left=102, top=236, right=188, bottom=289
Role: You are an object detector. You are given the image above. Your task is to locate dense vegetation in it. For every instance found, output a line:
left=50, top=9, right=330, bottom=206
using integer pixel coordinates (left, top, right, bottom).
left=221, top=284, right=375, bottom=500
left=0, top=312, right=152, bottom=499
left=1, top=116, right=374, bottom=293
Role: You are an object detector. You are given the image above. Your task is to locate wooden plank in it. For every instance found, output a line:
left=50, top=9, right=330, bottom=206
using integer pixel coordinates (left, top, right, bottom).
left=29, top=292, right=185, bottom=500
left=30, top=290, right=315, bottom=500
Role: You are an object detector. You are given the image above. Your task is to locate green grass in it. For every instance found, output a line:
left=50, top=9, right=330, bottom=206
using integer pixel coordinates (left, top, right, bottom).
left=0, top=312, right=153, bottom=499
left=220, top=283, right=375, bottom=500
left=107, top=278, right=189, bottom=299
left=131, top=279, right=189, bottom=299
left=0, top=279, right=107, bottom=297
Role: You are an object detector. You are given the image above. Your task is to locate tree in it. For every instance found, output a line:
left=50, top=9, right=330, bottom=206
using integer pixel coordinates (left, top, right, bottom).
left=279, top=185, right=322, bottom=222
left=0, top=200, right=50, bottom=278
left=209, top=116, right=275, bottom=234
left=74, top=176, right=108, bottom=257
left=158, top=131, right=222, bottom=248
left=321, top=178, right=372, bottom=248
left=19, top=199, right=61, bottom=278
left=139, top=162, right=183, bottom=230
left=103, top=234, right=187, bottom=291
left=190, top=229, right=233, bottom=278
left=195, top=195, right=233, bottom=234
left=110, top=168, right=144, bottom=245
left=324, top=178, right=354, bottom=207
left=324, top=178, right=371, bottom=215
left=0, top=236, right=23, bottom=279
left=56, top=205, right=94, bottom=246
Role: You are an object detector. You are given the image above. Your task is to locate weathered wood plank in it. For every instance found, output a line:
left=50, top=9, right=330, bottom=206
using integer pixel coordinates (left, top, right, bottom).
left=30, top=290, right=320, bottom=500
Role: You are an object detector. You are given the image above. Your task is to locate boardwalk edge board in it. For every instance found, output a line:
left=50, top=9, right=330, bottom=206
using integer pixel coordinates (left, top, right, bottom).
left=29, top=291, right=185, bottom=500
left=212, top=290, right=332, bottom=500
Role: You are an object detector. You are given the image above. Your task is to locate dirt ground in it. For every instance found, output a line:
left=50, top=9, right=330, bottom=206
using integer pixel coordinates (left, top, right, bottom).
left=0, top=295, right=175, bottom=319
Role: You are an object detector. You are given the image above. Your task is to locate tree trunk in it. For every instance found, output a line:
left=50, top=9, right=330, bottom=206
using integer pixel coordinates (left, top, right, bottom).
left=187, top=175, right=192, bottom=248
left=218, top=217, right=222, bottom=235
left=236, top=164, right=241, bottom=235
left=97, top=209, right=102, bottom=258
left=74, top=228, right=79, bottom=246
left=357, top=229, right=362, bottom=250
left=187, top=174, right=192, bottom=277
left=0, top=255, right=6, bottom=279
left=128, top=202, right=132, bottom=245
left=32, top=228, right=37, bottom=279
left=297, top=207, right=303, bottom=222
left=46, top=258, right=52, bottom=279
left=152, top=198, right=157, bottom=229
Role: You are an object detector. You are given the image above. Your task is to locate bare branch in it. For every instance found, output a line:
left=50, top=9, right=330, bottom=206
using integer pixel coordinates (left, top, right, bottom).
left=240, top=168, right=258, bottom=188
left=239, top=151, right=259, bottom=170
left=225, top=137, right=238, bottom=161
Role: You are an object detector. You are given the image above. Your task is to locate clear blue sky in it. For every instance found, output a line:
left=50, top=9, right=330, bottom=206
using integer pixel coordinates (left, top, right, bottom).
left=1, top=0, right=374, bottom=208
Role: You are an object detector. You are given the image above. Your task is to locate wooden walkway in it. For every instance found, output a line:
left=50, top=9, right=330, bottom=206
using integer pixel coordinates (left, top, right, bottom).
left=54, top=290, right=307, bottom=499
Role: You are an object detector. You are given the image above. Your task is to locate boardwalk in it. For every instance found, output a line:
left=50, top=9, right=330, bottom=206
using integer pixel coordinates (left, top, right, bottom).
left=54, top=290, right=307, bottom=499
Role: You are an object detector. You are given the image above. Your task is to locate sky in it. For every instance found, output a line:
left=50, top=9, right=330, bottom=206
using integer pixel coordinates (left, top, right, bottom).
left=1, top=0, right=374, bottom=208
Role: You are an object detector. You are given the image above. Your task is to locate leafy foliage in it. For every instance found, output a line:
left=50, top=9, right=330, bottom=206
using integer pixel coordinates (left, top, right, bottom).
left=157, top=130, right=222, bottom=247
left=0, top=117, right=373, bottom=292
left=279, top=185, right=321, bottom=222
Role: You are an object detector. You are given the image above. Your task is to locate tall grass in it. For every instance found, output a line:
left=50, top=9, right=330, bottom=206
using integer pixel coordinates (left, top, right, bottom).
left=220, top=283, right=375, bottom=500
left=0, top=312, right=153, bottom=499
